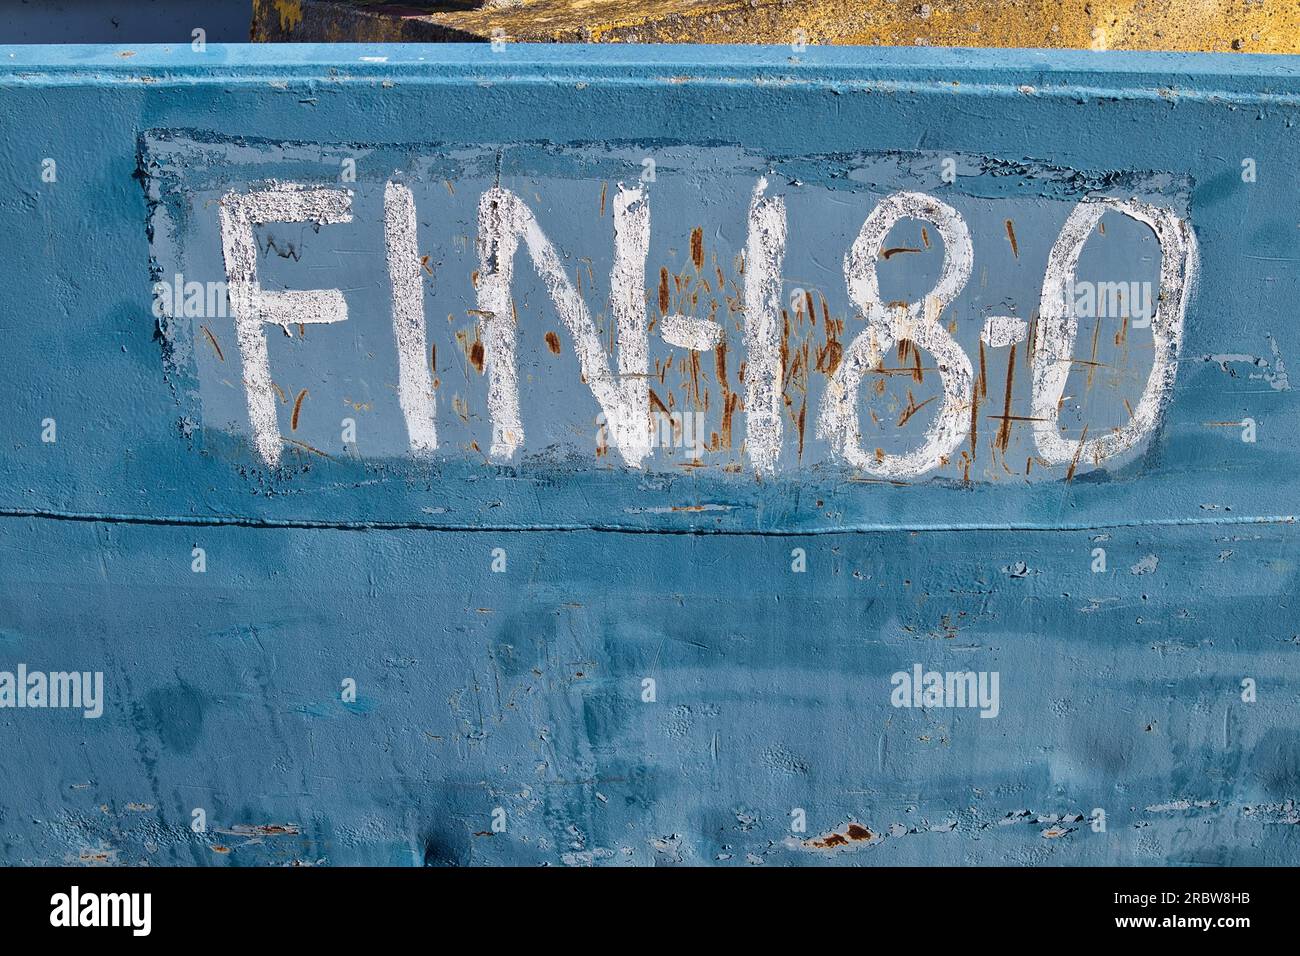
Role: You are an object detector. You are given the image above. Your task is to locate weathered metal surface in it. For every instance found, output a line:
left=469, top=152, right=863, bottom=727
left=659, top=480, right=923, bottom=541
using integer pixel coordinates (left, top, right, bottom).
left=1, top=43, right=1299, bottom=865
left=252, top=0, right=1300, bottom=53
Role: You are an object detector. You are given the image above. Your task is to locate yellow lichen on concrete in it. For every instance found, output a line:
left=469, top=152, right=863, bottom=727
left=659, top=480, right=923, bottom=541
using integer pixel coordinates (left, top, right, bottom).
left=253, top=0, right=306, bottom=34
left=252, top=0, right=1300, bottom=52
left=835, top=0, right=1299, bottom=53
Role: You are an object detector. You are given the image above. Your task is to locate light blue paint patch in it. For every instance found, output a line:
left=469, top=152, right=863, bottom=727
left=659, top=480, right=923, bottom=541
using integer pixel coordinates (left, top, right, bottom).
left=142, top=133, right=1175, bottom=480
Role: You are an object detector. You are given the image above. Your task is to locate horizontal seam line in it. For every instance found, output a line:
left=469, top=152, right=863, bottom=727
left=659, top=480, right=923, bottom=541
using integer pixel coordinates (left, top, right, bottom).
left=0, top=508, right=1293, bottom=536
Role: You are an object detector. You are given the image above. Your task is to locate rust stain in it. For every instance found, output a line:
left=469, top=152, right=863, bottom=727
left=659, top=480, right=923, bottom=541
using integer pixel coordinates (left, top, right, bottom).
left=806, top=822, right=875, bottom=850
left=290, top=388, right=308, bottom=431
left=897, top=391, right=937, bottom=428
left=690, top=226, right=704, bottom=270
left=721, top=392, right=739, bottom=450
left=200, top=324, right=225, bottom=362
left=281, top=436, right=332, bottom=459
left=1004, top=219, right=1020, bottom=259
left=816, top=339, right=842, bottom=377
left=796, top=396, right=807, bottom=461
left=978, top=338, right=988, bottom=399
left=971, top=340, right=986, bottom=460
left=996, top=344, right=1017, bottom=453
left=882, top=246, right=922, bottom=260
left=1084, top=316, right=1103, bottom=389
left=469, top=339, right=485, bottom=373
left=689, top=350, right=703, bottom=410
left=658, top=266, right=670, bottom=314
left=544, top=331, right=562, bottom=354
left=1065, top=424, right=1090, bottom=482
left=815, top=293, right=842, bottom=377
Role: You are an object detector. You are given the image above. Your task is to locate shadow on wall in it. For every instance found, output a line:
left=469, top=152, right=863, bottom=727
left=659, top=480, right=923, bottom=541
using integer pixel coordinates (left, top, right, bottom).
left=1, top=0, right=252, bottom=43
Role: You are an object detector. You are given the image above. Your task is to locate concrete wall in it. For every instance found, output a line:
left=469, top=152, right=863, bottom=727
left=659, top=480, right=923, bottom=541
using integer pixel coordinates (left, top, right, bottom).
left=251, top=0, right=1300, bottom=52
left=1, top=43, right=1298, bottom=865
